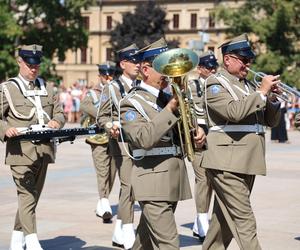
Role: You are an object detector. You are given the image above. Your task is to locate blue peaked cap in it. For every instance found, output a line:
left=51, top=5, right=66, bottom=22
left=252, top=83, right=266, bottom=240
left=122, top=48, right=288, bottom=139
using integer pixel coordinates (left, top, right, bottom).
left=118, top=43, right=139, bottom=62
left=199, top=51, right=219, bottom=68
left=135, top=38, right=168, bottom=63
left=19, top=44, right=43, bottom=65
left=97, top=61, right=116, bottom=76
left=220, top=34, right=255, bottom=59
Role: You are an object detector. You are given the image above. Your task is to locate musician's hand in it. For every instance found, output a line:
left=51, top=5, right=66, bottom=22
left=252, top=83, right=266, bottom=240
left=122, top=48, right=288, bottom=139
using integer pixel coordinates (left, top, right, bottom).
left=5, top=127, right=19, bottom=138
left=259, top=75, right=280, bottom=96
left=110, top=124, right=120, bottom=139
left=166, top=96, right=178, bottom=113
left=47, top=120, right=60, bottom=129
left=194, top=127, right=206, bottom=149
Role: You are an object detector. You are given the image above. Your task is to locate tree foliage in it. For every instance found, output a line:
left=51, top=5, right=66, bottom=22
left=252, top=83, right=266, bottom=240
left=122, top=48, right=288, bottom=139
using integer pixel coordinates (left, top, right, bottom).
left=0, top=0, right=93, bottom=82
left=215, top=0, right=300, bottom=88
left=109, top=0, right=178, bottom=60
left=0, top=2, right=22, bottom=80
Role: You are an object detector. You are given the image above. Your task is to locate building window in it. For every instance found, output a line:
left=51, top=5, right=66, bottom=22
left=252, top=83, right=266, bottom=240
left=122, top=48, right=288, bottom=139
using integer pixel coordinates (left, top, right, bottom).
left=81, top=47, right=87, bottom=64
left=191, top=13, right=197, bottom=29
left=173, top=14, right=179, bottom=29
left=106, top=48, right=113, bottom=61
left=83, top=16, right=89, bottom=30
left=208, top=12, right=215, bottom=28
left=107, top=16, right=112, bottom=30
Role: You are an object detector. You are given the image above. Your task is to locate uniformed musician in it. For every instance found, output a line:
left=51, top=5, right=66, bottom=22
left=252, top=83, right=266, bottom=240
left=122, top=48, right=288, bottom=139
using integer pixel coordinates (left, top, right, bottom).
left=80, top=61, right=117, bottom=223
left=189, top=51, right=218, bottom=242
left=201, top=34, right=281, bottom=250
left=119, top=38, right=206, bottom=249
left=0, top=45, right=65, bottom=250
left=97, top=44, right=140, bottom=249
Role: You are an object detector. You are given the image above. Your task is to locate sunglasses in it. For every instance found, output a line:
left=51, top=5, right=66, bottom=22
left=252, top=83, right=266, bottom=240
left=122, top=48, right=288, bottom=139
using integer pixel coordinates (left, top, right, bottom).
left=229, top=55, right=253, bottom=64
left=24, top=62, right=40, bottom=69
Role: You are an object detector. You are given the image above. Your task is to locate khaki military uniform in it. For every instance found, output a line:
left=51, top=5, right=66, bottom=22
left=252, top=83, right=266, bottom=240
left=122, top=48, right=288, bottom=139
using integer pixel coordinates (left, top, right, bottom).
left=202, top=67, right=281, bottom=250
left=98, top=75, right=135, bottom=224
left=0, top=76, right=65, bottom=235
left=80, top=88, right=116, bottom=199
left=189, top=78, right=212, bottom=214
left=119, top=85, right=192, bottom=249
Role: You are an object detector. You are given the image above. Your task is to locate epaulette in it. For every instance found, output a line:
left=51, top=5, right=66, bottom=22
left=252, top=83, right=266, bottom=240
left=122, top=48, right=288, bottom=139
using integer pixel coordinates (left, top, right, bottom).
left=128, top=86, right=147, bottom=94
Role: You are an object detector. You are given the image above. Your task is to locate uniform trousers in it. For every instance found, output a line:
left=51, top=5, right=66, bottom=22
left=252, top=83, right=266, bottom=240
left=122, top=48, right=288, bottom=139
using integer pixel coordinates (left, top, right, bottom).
left=202, top=169, right=261, bottom=250
left=10, top=158, right=48, bottom=236
left=192, top=152, right=212, bottom=213
left=133, top=201, right=179, bottom=250
left=91, top=143, right=115, bottom=198
left=113, top=155, right=134, bottom=224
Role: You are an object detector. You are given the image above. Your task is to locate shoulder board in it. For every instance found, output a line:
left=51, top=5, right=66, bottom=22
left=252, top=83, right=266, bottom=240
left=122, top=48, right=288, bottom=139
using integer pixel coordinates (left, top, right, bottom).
left=128, top=86, right=147, bottom=94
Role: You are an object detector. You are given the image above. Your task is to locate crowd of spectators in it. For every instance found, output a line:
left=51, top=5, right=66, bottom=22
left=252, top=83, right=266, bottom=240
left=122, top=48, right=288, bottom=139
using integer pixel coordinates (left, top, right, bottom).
left=57, top=82, right=89, bottom=123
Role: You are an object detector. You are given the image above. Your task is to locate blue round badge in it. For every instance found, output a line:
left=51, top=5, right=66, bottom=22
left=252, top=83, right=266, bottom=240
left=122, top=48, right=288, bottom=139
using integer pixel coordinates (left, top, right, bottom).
left=125, top=110, right=137, bottom=121
left=211, top=85, right=220, bottom=95
left=101, top=94, right=108, bottom=102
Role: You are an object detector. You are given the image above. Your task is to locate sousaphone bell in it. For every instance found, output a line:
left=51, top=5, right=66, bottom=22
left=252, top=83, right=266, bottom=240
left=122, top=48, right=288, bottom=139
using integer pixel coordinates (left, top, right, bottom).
left=152, top=48, right=199, bottom=161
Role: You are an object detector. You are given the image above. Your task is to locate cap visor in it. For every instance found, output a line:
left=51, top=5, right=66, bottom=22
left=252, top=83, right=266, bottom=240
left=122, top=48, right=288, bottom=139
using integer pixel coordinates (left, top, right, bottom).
left=236, top=50, right=255, bottom=59
left=23, top=57, right=41, bottom=65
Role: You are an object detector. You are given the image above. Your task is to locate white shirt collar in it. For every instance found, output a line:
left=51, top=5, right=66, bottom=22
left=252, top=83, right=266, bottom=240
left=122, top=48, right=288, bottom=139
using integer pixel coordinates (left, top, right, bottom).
left=120, top=74, right=134, bottom=89
left=18, top=74, right=31, bottom=86
left=140, top=81, right=160, bottom=97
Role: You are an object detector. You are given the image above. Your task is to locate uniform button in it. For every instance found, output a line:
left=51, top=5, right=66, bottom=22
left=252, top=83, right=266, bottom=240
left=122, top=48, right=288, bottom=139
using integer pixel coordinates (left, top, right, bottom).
left=256, top=105, right=260, bottom=108
left=231, top=140, right=234, bottom=144
left=168, top=120, right=172, bottom=125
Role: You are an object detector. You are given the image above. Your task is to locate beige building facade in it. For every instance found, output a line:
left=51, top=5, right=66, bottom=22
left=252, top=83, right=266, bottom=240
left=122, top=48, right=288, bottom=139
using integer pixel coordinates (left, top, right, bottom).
left=55, top=0, right=243, bottom=86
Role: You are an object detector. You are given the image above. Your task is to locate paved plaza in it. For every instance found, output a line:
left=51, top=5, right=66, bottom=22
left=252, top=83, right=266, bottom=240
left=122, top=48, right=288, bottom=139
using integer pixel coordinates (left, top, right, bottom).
left=0, top=125, right=299, bottom=250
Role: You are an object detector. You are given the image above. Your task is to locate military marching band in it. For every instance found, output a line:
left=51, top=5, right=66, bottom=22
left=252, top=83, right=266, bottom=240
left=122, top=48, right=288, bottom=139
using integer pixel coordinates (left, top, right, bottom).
left=0, top=33, right=297, bottom=250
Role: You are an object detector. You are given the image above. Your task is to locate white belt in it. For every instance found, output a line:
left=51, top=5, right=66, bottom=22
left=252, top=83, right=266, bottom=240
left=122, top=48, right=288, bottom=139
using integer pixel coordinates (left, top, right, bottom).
left=132, top=146, right=182, bottom=157
left=209, top=124, right=265, bottom=134
left=197, top=118, right=206, bottom=125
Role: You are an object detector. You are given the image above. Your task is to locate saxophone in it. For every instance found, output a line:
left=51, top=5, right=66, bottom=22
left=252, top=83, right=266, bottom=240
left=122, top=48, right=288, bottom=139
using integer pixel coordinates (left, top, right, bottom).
left=153, top=48, right=199, bottom=162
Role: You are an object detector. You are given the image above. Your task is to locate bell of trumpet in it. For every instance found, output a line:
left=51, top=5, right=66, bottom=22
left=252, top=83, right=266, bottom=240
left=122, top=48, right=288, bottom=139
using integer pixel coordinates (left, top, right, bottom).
left=247, top=68, right=300, bottom=103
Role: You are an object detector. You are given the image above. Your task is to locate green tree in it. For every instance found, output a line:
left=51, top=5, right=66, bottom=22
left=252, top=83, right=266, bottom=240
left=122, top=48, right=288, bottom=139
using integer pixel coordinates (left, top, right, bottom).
left=215, top=0, right=300, bottom=88
left=0, top=2, right=22, bottom=81
left=109, top=0, right=178, bottom=60
left=1, top=0, right=93, bottom=81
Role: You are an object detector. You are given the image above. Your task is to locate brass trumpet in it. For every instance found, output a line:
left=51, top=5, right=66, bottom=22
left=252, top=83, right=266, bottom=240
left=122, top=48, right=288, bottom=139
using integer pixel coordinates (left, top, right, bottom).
left=152, top=48, right=199, bottom=162
left=247, top=68, right=300, bottom=103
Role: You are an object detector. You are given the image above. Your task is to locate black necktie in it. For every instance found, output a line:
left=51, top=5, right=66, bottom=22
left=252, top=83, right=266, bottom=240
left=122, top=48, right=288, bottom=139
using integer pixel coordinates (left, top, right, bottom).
left=29, top=81, right=35, bottom=90
left=157, top=90, right=169, bottom=109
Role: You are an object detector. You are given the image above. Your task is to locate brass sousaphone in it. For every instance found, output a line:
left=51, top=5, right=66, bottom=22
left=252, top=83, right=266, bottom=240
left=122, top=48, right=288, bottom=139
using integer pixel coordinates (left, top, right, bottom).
left=152, top=48, right=199, bottom=161
left=81, top=115, right=109, bottom=145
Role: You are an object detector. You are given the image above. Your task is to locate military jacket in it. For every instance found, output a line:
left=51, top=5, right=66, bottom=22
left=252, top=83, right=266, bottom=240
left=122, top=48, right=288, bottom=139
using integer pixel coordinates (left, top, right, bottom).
left=80, top=89, right=101, bottom=119
left=119, top=87, right=192, bottom=201
left=202, top=67, right=281, bottom=175
left=0, top=77, right=65, bottom=165
left=98, top=75, right=132, bottom=156
left=189, top=77, right=207, bottom=129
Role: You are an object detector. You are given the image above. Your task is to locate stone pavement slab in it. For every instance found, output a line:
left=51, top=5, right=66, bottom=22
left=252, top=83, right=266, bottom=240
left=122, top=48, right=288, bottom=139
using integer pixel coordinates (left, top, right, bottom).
left=0, top=126, right=300, bottom=250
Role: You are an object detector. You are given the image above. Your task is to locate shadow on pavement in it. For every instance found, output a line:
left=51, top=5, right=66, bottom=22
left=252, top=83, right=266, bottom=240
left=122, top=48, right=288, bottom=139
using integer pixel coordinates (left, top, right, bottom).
left=181, top=222, right=193, bottom=230
left=41, top=236, right=120, bottom=250
left=81, top=247, right=120, bottom=250
left=179, top=234, right=202, bottom=247
left=41, top=236, right=85, bottom=249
